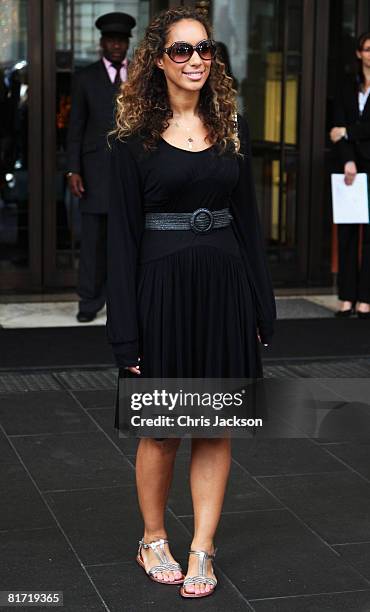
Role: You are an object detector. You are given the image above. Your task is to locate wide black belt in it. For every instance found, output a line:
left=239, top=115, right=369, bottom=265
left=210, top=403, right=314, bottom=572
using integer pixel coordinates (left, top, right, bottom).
left=144, top=207, right=233, bottom=234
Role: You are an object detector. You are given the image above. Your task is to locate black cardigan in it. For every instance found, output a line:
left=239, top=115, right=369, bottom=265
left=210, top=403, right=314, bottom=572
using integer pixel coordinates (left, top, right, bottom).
left=106, top=115, right=276, bottom=367
left=332, top=74, right=370, bottom=167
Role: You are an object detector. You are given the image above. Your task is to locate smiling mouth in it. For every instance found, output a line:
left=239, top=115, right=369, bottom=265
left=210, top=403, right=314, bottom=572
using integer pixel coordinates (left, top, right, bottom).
left=183, top=71, right=205, bottom=75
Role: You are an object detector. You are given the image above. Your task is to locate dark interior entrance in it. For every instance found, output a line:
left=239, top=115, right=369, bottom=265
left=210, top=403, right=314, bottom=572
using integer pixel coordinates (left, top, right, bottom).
left=1, top=0, right=369, bottom=292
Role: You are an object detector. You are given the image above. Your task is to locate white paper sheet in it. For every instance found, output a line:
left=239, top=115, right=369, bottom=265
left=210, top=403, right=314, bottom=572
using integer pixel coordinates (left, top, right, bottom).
left=331, top=173, right=369, bottom=224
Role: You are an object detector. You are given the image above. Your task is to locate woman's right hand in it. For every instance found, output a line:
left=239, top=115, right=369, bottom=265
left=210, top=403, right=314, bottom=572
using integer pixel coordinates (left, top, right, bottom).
left=344, top=161, right=357, bottom=185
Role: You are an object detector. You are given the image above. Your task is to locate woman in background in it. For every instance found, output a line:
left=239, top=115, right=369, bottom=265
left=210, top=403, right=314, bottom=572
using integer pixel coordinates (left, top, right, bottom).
left=330, top=31, right=370, bottom=319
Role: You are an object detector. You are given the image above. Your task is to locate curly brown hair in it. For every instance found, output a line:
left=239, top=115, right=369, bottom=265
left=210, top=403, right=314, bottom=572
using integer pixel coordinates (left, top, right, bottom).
left=111, top=6, right=240, bottom=154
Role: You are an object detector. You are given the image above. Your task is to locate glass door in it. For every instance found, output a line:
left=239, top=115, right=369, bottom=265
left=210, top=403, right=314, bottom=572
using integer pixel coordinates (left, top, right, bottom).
left=0, top=0, right=42, bottom=291
left=42, top=0, right=150, bottom=288
left=213, top=0, right=306, bottom=284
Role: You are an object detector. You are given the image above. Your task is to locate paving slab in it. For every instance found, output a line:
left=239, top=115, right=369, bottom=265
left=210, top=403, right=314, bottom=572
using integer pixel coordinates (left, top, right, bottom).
left=250, top=589, right=370, bottom=611
left=333, top=542, right=370, bottom=582
left=320, top=441, right=370, bottom=479
left=45, top=486, right=189, bottom=566
left=0, top=391, right=98, bottom=435
left=180, top=509, right=368, bottom=600
left=12, top=431, right=135, bottom=491
left=258, top=471, right=370, bottom=544
left=87, top=561, right=251, bottom=612
left=0, top=463, right=54, bottom=531
left=231, top=438, right=346, bottom=476
left=0, top=527, right=107, bottom=611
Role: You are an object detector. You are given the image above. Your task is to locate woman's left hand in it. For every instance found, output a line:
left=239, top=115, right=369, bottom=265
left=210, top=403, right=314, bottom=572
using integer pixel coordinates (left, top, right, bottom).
left=330, top=126, right=347, bottom=143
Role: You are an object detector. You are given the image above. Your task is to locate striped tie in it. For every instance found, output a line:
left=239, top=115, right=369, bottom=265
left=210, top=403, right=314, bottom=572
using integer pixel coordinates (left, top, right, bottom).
left=111, top=63, right=121, bottom=86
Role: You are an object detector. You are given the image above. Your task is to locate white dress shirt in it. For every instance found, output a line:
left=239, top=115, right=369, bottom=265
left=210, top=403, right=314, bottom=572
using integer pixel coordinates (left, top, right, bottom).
left=358, top=86, right=370, bottom=115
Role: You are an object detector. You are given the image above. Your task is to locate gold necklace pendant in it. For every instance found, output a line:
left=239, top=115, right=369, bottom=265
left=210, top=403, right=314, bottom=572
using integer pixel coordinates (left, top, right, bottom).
left=173, top=119, right=196, bottom=149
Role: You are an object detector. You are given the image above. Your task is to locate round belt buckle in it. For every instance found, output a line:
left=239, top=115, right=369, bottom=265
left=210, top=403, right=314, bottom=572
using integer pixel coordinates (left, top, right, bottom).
left=190, top=208, right=214, bottom=233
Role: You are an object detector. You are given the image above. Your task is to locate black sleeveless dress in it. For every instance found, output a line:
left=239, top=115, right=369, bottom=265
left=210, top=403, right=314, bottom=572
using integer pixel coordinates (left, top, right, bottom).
left=106, top=114, right=276, bottom=379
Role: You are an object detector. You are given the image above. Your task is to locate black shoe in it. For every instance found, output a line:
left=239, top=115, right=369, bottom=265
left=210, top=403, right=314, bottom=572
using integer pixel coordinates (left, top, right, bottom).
left=77, top=311, right=96, bottom=323
left=356, top=311, right=370, bottom=320
left=334, top=308, right=354, bottom=318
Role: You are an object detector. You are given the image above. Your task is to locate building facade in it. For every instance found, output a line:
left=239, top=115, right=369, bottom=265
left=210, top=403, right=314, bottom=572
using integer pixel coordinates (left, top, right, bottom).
left=0, top=0, right=369, bottom=292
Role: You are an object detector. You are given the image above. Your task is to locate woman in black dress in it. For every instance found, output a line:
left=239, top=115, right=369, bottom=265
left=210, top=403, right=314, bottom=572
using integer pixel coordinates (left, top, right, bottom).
left=330, top=31, right=370, bottom=319
left=107, top=7, right=275, bottom=599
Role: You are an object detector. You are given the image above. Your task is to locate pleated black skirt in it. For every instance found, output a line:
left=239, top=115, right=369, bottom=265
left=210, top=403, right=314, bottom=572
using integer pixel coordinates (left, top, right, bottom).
left=136, top=244, right=262, bottom=378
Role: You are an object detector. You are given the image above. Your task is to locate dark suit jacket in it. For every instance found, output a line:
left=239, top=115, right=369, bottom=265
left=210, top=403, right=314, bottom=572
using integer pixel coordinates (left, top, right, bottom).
left=332, top=74, right=370, bottom=171
left=66, top=59, right=123, bottom=213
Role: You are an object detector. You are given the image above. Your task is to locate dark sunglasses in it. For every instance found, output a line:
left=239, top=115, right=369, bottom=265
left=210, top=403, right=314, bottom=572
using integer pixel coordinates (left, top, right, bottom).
left=162, top=39, right=217, bottom=63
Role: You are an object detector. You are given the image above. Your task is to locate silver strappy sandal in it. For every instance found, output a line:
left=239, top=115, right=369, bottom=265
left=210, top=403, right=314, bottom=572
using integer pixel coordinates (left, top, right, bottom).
left=180, top=548, right=218, bottom=598
left=136, top=537, right=185, bottom=585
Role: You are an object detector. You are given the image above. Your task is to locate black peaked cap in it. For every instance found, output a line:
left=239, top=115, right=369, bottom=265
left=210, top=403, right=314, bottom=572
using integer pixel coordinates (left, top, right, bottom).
left=95, top=12, right=136, bottom=37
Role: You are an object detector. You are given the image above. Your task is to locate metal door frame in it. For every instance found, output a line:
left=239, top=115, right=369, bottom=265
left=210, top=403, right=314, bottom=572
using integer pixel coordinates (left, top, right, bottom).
left=42, top=0, right=77, bottom=287
left=253, top=0, right=317, bottom=286
left=306, top=0, right=330, bottom=286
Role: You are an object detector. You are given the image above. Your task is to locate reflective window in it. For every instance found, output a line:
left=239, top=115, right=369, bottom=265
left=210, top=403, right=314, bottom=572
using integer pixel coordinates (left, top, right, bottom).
left=213, top=0, right=303, bottom=264
left=0, top=0, right=29, bottom=269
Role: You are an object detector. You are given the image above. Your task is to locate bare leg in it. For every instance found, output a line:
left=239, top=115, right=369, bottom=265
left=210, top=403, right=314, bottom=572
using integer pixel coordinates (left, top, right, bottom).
left=136, top=437, right=182, bottom=581
left=184, top=437, right=232, bottom=595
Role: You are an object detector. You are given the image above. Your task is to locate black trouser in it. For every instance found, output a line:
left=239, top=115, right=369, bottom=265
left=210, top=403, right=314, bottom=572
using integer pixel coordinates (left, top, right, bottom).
left=77, top=212, right=107, bottom=314
left=337, top=223, right=370, bottom=303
